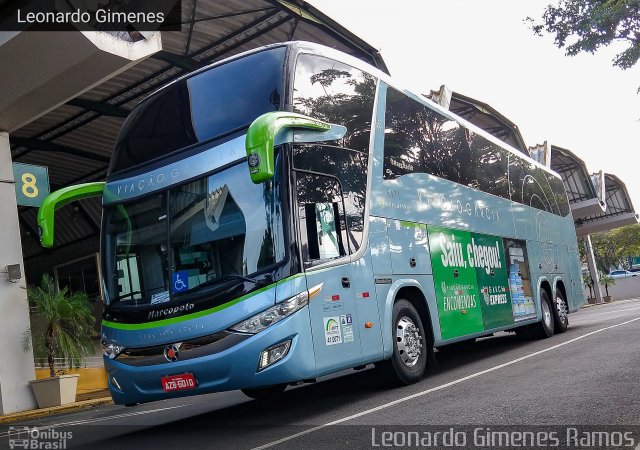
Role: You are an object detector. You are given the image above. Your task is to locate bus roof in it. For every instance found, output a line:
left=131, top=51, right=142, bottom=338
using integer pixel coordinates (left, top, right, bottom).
left=135, top=40, right=564, bottom=181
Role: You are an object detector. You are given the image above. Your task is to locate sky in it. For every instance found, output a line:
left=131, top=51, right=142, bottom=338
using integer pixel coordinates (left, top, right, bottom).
left=312, top=0, right=640, bottom=204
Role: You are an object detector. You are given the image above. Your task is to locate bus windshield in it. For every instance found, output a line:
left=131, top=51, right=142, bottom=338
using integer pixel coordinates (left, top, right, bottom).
left=109, top=46, right=286, bottom=175
left=102, top=157, right=286, bottom=306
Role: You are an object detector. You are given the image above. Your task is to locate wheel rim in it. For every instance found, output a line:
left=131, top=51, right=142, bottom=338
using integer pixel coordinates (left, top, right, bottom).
left=396, top=316, right=423, bottom=367
left=542, top=296, right=552, bottom=328
left=556, top=295, right=568, bottom=324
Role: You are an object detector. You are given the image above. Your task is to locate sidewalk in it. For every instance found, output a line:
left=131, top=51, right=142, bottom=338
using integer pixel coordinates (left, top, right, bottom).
left=0, top=390, right=113, bottom=424
left=581, top=297, right=639, bottom=308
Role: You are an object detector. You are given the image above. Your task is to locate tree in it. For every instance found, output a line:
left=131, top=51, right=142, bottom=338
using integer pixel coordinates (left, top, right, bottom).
left=24, top=274, right=95, bottom=378
left=583, top=272, right=594, bottom=298
left=598, top=273, right=615, bottom=298
left=589, top=224, right=640, bottom=272
left=528, top=1, right=640, bottom=70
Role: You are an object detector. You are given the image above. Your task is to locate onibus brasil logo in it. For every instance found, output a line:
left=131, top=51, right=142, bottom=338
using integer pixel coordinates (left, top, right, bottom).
left=8, top=426, right=72, bottom=449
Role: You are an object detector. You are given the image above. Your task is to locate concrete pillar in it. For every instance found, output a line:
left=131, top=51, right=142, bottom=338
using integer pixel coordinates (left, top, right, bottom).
left=0, top=132, right=37, bottom=414
left=584, top=234, right=603, bottom=304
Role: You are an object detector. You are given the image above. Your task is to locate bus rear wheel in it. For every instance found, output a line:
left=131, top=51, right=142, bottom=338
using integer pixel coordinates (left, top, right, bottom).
left=516, top=290, right=555, bottom=340
left=531, top=290, right=555, bottom=339
left=379, top=299, right=428, bottom=386
left=553, top=288, right=569, bottom=333
left=241, top=383, right=287, bottom=400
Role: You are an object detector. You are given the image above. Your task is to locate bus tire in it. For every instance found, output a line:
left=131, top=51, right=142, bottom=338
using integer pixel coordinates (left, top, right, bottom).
left=553, top=288, right=569, bottom=333
left=380, top=299, right=428, bottom=386
left=241, top=383, right=287, bottom=400
left=531, top=289, right=555, bottom=339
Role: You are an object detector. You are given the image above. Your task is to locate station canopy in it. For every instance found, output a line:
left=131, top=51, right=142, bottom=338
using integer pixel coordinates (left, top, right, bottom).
left=5, top=0, right=388, bottom=281
left=549, top=145, right=639, bottom=235
left=448, top=91, right=529, bottom=156
left=426, top=86, right=529, bottom=156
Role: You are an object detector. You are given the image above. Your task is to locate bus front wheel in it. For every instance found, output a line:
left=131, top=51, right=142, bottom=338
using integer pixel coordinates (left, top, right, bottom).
left=379, top=299, right=428, bottom=385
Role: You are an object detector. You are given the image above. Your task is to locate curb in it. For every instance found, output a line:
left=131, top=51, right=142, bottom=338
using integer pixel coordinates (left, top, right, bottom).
left=0, top=397, right=113, bottom=424
left=581, top=297, right=637, bottom=309
left=582, top=301, right=612, bottom=308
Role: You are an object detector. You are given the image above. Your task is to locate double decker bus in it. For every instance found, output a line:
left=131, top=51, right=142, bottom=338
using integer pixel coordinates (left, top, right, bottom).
left=38, top=41, right=584, bottom=405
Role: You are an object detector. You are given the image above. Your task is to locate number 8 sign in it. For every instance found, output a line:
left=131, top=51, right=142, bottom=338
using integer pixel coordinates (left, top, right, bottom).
left=12, top=163, right=50, bottom=207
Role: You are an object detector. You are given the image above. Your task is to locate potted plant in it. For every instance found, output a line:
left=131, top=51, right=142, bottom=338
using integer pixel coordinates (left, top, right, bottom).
left=599, top=273, right=615, bottom=303
left=24, top=274, right=95, bottom=408
left=582, top=273, right=595, bottom=303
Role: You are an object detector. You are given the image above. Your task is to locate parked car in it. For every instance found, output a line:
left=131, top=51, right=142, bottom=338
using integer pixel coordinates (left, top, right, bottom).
left=608, top=270, right=638, bottom=279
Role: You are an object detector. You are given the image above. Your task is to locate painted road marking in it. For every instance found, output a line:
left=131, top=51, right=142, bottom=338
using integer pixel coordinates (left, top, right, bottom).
left=252, top=316, right=640, bottom=450
left=0, top=404, right=189, bottom=438
left=598, top=307, right=640, bottom=314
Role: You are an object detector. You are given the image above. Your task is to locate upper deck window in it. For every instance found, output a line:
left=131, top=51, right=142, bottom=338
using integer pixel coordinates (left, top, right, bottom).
left=293, top=54, right=376, bottom=153
left=383, top=87, right=570, bottom=217
left=109, top=47, right=286, bottom=175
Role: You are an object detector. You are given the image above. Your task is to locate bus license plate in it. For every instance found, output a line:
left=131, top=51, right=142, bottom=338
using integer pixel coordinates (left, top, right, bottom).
left=161, top=373, right=196, bottom=392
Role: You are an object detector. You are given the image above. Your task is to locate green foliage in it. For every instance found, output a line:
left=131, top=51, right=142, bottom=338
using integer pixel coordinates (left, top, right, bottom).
left=528, top=1, right=640, bottom=70
left=598, top=273, right=616, bottom=297
left=582, top=272, right=594, bottom=298
left=24, top=274, right=95, bottom=378
left=589, top=224, right=640, bottom=272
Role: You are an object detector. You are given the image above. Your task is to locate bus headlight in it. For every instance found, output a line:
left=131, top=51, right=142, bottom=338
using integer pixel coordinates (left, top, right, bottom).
left=102, top=340, right=125, bottom=360
left=258, top=340, right=292, bottom=371
left=230, top=283, right=322, bottom=334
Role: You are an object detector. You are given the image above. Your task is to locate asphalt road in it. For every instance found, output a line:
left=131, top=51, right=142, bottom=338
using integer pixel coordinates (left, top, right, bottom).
left=3, top=299, right=640, bottom=450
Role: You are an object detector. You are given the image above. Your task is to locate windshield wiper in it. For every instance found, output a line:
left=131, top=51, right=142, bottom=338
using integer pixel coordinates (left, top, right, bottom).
left=216, top=274, right=268, bottom=287
left=186, top=274, right=269, bottom=293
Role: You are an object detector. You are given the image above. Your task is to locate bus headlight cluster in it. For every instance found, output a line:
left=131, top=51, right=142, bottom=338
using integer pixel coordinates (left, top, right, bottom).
left=102, top=340, right=125, bottom=360
left=230, top=283, right=322, bottom=334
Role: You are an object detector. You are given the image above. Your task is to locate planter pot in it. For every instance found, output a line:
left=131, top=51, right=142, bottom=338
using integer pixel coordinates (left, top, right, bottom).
left=604, top=295, right=613, bottom=303
left=587, top=297, right=597, bottom=305
left=29, top=374, right=79, bottom=408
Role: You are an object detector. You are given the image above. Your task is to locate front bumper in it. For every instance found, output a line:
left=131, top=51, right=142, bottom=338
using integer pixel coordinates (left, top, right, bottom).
left=105, top=307, right=315, bottom=405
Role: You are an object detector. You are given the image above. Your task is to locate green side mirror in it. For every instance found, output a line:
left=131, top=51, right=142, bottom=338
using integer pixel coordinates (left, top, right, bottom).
left=245, top=112, right=331, bottom=183
left=37, top=182, right=105, bottom=248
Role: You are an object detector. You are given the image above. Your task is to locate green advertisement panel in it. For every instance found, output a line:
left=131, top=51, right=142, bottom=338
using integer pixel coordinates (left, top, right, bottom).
left=470, top=233, right=514, bottom=330
left=428, top=226, right=484, bottom=340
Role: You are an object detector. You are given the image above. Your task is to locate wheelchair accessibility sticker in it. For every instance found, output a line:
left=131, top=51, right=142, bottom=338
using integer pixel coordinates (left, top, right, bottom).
left=172, top=270, right=189, bottom=293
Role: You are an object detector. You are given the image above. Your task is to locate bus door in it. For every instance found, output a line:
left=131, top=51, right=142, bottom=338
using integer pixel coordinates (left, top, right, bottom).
left=295, top=171, right=363, bottom=375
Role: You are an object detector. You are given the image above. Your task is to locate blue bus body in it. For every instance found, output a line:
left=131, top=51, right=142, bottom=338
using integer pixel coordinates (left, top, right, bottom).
left=97, top=42, right=583, bottom=405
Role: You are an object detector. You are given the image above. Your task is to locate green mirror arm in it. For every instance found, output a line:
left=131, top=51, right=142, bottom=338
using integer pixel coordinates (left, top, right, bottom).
left=245, top=112, right=331, bottom=183
left=37, top=182, right=105, bottom=248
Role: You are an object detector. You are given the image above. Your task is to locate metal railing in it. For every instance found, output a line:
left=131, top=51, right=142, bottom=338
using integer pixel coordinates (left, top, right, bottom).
left=34, top=357, right=104, bottom=369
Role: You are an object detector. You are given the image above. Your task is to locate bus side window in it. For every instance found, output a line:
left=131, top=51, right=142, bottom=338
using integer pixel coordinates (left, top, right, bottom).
left=295, top=172, right=348, bottom=265
left=383, top=87, right=474, bottom=186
